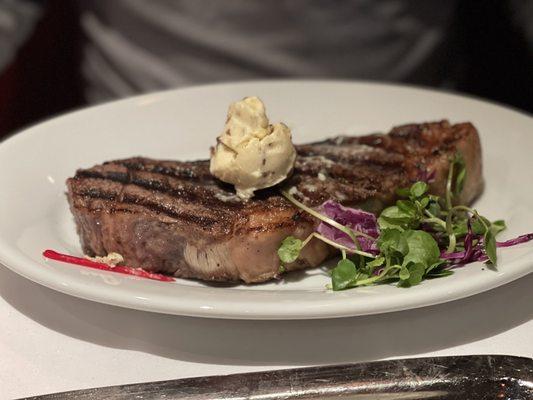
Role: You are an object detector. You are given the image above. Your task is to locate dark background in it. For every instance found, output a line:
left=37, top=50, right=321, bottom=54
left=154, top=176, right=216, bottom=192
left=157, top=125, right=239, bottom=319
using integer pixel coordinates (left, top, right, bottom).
left=0, top=0, right=531, bottom=139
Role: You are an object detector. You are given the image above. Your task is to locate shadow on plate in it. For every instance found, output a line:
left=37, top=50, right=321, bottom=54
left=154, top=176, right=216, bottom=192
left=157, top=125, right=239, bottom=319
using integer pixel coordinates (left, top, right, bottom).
left=0, top=265, right=531, bottom=366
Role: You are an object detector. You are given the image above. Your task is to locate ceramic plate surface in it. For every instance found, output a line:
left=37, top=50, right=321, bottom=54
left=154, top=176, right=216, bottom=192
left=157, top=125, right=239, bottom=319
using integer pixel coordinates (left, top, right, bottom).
left=0, top=80, right=531, bottom=319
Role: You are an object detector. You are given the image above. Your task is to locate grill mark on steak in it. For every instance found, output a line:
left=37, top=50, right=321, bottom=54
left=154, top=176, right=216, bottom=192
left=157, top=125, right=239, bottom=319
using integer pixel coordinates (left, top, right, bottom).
left=77, top=169, right=200, bottom=203
left=66, top=120, right=484, bottom=283
left=77, top=188, right=118, bottom=202
left=120, top=193, right=221, bottom=227
left=75, top=164, right=245, bottom=210
left=79, top=147, right=408, bottom=212
left=112, top=158, right=213, bottom=181
left=71, top=172, right=232, bottom=226
left=75, top=186, right=223, bottom=227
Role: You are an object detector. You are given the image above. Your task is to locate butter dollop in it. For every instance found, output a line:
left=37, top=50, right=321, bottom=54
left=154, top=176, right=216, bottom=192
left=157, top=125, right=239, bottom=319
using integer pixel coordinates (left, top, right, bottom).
left=209, top=96, right=297, bottom=200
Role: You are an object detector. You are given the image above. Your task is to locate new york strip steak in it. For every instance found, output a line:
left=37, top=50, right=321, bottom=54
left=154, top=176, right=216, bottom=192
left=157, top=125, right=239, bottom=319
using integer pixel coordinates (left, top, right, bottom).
left=66, top=121, right=483, bottom=283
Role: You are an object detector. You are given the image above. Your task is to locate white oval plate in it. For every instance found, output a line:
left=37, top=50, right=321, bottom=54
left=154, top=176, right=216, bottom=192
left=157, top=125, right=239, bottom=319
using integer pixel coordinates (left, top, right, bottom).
left=0, top=80, right=532, bottom=320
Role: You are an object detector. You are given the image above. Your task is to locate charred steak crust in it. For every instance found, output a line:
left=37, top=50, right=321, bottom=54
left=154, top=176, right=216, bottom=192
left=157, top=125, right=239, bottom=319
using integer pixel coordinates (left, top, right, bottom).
left=66, top=121, right=483, bottom=283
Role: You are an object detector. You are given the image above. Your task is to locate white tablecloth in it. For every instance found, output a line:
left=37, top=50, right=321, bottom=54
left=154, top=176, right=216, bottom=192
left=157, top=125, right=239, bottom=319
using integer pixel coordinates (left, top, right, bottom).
left=1, top=264, right=531, bottom=399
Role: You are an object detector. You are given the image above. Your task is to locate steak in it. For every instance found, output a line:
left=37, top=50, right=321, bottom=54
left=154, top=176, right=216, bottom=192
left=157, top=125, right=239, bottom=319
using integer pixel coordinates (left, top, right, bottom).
left=66, top=121, right=483, bottom=283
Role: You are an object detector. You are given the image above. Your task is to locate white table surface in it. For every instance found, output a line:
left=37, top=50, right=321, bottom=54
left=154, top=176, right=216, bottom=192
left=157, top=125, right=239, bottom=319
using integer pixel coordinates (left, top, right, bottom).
left=1, top=264, right=531, bottom=399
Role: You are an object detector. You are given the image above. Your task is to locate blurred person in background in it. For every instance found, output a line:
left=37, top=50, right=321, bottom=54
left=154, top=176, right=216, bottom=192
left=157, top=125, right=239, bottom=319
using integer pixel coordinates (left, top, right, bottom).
left=0, top=0, right=531, bottom=137
left=79, top=1, right=462, bottom=102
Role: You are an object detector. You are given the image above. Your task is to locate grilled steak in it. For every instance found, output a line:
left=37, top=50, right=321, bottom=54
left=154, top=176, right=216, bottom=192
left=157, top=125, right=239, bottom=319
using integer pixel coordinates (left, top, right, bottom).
left=66, top=121, right=483, bottom=283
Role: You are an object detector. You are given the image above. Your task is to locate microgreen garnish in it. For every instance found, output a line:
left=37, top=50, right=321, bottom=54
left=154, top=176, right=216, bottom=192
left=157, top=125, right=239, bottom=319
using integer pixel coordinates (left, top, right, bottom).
left=446, top=152, right=466, bottom=209
left=277, top=236, right=303, bottom=264
left=277, top=153, right=533, bottom=290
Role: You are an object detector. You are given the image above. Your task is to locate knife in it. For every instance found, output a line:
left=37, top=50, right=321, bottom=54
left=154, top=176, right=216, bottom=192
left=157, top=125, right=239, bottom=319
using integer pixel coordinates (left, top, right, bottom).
left=23, top=355, right=533, bottom=400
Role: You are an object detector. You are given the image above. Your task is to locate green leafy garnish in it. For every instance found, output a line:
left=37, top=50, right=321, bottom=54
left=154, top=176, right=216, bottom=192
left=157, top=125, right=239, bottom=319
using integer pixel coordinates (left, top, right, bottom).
left=484, top=229, right=497, bottom=265
left=331, top=259, right=358, bottom=290
left=446, top=152, right=467, bottom=208
left=328, top=228, right=443, bottom=290
left=276, top=152, right=523, bottom=291
left=277, top=236, right=303, bottom=264
left=402, top=230, right=441, bottom=268
left=411, top=181, right=429, bottom=198
left=378, top=229, right=408, bottom=258
left=491, top=220, right=506, bottom=235
left=400, top=263, right=426, bottom=287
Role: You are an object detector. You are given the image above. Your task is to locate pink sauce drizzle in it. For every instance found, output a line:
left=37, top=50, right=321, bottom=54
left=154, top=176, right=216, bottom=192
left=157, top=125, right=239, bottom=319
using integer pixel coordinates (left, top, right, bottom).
left=43, top=250, right=175, bottom=282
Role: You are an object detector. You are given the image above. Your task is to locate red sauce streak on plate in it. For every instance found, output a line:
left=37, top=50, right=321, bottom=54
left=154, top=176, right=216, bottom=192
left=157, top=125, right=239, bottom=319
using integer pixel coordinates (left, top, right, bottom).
left=43, top=250, right=175, bottom=282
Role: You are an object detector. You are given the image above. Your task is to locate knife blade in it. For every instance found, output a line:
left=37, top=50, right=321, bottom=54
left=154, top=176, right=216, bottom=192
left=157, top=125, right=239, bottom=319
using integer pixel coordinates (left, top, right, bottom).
left=23, top=355, right=533, bottom=400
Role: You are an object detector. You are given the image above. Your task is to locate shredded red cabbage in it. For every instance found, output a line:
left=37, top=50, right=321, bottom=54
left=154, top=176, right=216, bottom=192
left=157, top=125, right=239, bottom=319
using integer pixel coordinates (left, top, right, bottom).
left=315, top=199, right=533, bottom=267
left=441, top=231, right=533, bottom=267
left=317, top=200, right=379, bottom=252
left=441, top=247, right=488, bottom=265
left=497, top=233, right=533, bottom=248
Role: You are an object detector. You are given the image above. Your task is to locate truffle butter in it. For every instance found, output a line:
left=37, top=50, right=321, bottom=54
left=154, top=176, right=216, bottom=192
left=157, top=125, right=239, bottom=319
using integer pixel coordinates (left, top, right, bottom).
left=210, top=96, right=296, bottom=200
